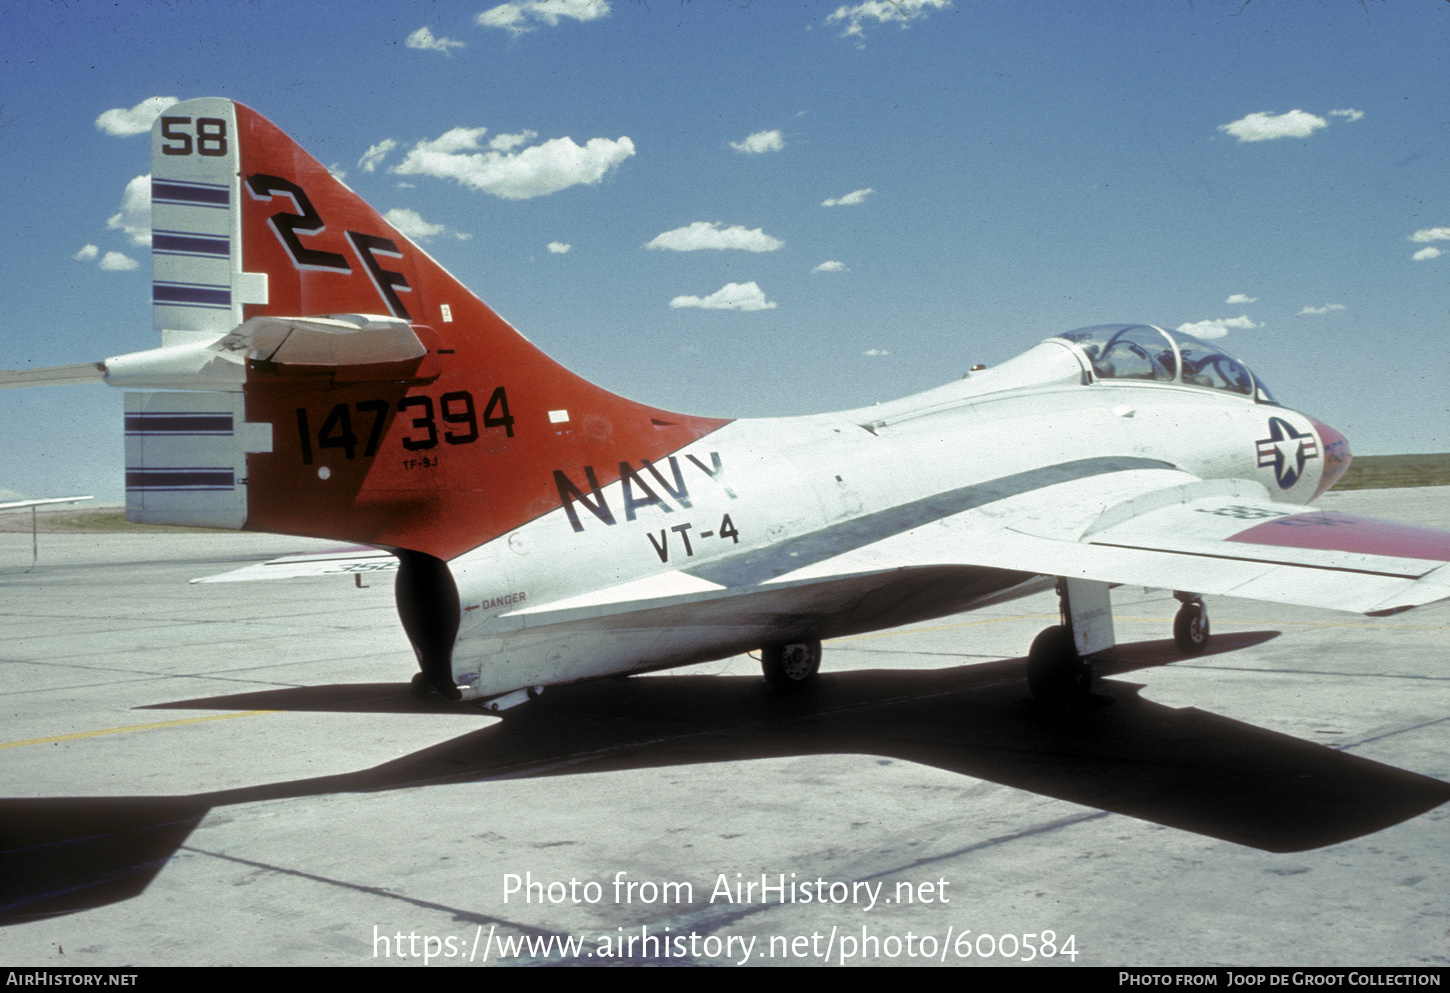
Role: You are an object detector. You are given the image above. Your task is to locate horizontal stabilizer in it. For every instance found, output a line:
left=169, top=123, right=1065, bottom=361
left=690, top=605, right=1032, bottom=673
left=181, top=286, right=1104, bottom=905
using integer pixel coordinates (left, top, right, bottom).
left=216, top=314, right=424, bottom=367
left=1, top=314, right=430, bottom=393
left=193, top=546, right=397, bottom=582
left=0, top=363, right=105, bottom=389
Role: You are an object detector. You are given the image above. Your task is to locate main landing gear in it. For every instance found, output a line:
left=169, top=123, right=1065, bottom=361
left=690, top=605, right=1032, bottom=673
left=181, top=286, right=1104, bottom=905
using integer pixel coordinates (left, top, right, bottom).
left=1025, top=580, right=1212, bottom=705
left=1027, top=578, right=1113, bottom=706
left=760, top=639, right=822, bottom=689
left=1027, top=624, right=1094, bottom=705
left=396, top=549, right=463, bottom=702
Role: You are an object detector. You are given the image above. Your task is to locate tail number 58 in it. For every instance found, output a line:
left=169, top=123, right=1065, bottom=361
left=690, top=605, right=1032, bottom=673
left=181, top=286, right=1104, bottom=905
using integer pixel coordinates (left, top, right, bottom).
left=159, top=117, right=228, bottom=157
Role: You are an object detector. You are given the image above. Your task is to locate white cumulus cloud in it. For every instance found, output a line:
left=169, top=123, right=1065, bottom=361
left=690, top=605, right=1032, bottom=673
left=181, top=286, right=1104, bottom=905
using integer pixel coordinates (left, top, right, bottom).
left=1218, top=110, right=1328, bottom=143
left=359, top=139, right=398, bottom=172
left=826, top=0, right=951, bottom=40
left=385, top=208, right=445, bottom=240
left=669, top=282, right=777, bottom=311
left=107, top=174, right=151, bottom=246
left=1410, top=229, right=1449, bottom=260
left=384, top=208, right=470, bottom=242
left=731, top=130, right=784, bottom=155
left=1330, top=108, right=1364, bottom=122
left=98, top=251, right=139, bottom=271
left=477, top=0, right=610, bottom=36
left=1225, top=293, right=1257, bottom=304
left=814, top=260, right=848, bottom=273
left=1298, top=303, right=1346, bottom=316
left=548, top=241, right=571, bottom=254
left=1176, top=316, right=1259, bottom=339
left=72, top=244, right=99, bottom=262
left=645, top=222, right=783, bottom=253
left=489, top=130, right=538, bottom=152
left=822, top=187, right=874, bottom=207
left=863, top=348, right=890, bottom=356
left=95, top=96, right=178, bottom=136
left=392, top=127, right=634, bottom=199
left=1409, top=227, right=1450, bottom=243
left=407, top=26, right=465, bottom=54
left=415, top=127, right=486, bottom=155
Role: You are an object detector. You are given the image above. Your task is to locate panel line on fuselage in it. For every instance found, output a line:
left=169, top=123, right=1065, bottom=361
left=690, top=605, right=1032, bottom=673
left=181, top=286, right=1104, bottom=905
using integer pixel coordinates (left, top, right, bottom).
left=683, top=456, right=1174, bottom=588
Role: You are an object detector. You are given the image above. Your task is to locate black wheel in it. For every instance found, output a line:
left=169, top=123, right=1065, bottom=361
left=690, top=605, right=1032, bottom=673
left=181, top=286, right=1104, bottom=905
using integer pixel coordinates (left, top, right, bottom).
left=761, top=640, right=821, bottom=688
left=411, top=669, right=462, bottom=701
left=1027, top=625, right=1092, bottom=704
left=1173, top=600, right=1210, bottom=655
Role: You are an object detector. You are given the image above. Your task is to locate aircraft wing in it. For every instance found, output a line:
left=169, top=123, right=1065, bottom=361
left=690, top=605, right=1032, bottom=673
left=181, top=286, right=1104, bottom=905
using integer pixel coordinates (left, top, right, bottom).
left=744, top=476, right=1450, bottom=617
left=486, top=471, right=1450, bottom=645
left=194, top=472, right=1450, bottom=624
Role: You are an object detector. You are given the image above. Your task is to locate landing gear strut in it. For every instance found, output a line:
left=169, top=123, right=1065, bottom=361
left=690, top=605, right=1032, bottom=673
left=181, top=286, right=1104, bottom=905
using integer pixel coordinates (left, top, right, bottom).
left=1173, top=592, right=1210, bottom=655
left=1027, top=578, right=1115, bottom=706
left=396, top=549, right=463, bottom=701
left=761, top=639, right=822, bottom=688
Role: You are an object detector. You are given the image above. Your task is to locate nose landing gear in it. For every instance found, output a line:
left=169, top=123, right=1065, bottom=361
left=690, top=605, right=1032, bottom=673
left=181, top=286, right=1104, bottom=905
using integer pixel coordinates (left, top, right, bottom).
left=1173, top=592, right=1210, bottom=655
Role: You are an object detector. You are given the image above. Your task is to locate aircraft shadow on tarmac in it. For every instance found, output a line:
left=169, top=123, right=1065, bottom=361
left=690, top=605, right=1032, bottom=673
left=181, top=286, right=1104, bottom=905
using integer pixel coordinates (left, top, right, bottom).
left=4, top=630, right=1449, bottom=925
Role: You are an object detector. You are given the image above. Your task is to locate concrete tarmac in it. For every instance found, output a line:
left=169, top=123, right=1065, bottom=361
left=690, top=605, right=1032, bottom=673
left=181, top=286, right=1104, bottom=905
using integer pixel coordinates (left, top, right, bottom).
left=1, top=487, right=1447, bottom=967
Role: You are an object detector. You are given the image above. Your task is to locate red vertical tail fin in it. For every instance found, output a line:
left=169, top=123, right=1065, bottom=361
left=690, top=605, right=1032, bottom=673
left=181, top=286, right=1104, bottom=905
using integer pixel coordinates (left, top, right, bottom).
left=130, top=99, right=729, bottom=555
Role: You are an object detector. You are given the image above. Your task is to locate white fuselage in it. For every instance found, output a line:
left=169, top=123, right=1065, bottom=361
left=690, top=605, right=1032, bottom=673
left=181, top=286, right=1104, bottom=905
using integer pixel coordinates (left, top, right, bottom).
left=446, top=340, right=1329, bottom=699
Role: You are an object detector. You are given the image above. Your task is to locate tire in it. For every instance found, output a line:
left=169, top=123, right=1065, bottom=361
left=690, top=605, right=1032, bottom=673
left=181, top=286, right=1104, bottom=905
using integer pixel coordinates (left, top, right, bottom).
left=411, top=669, right=461, bottom=701
left=1173, top=600, right=1210, bottom=655
left=761, top=640, right=822, bottom=688
left=1027, top=625, right=1092, bottom=704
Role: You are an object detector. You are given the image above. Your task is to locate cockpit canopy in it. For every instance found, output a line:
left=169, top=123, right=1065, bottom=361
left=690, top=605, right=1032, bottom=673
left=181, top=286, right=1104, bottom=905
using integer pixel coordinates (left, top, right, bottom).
left=1057, top=324, right=1276, bottom=403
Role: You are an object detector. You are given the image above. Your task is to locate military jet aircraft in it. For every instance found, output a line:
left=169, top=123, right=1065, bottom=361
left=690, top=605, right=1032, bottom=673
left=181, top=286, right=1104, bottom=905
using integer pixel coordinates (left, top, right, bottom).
left=5, top=98, right=1449, bottom=709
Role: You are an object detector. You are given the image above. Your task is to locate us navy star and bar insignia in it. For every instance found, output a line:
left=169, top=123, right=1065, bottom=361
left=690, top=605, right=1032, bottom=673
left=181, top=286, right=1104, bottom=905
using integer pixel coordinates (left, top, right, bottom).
left=1256, top=416, right=1320, bottom=489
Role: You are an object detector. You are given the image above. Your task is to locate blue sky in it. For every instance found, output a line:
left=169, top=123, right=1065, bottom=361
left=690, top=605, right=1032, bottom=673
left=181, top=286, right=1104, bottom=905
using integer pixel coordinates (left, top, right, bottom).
left=1, top=0, right=1447, bottom=503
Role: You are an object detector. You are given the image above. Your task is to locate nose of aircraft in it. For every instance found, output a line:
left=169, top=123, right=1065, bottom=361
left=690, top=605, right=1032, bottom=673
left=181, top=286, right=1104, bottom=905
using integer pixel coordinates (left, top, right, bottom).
left=1307, top=415, right=1352, bottom=499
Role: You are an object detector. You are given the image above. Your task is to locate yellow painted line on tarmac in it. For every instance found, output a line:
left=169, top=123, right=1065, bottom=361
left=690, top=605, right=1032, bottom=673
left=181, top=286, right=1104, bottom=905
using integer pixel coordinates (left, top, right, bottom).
left=1, top=709, right=282, bottom=750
